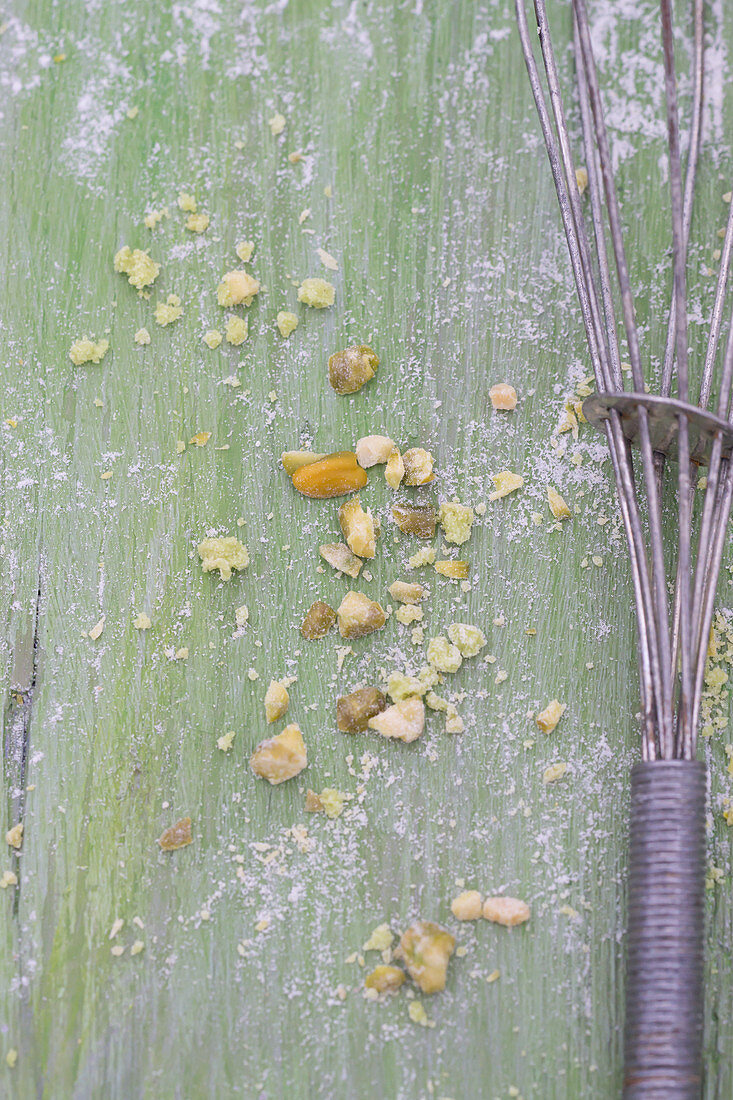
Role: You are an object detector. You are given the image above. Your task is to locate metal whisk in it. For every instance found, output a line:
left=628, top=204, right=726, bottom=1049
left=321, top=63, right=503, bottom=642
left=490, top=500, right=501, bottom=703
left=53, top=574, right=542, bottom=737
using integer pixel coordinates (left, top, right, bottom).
left=516, top=0, right=733, bottom=1095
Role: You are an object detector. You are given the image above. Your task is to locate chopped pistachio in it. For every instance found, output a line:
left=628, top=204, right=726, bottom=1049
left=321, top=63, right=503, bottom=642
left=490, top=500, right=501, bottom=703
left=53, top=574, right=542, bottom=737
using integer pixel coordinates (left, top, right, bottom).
left=69, top=338, right=109, bottom=366
left=301, top=601, right=337, bottom=639
left=158, top=817, right=192, bottom=851
left=339, top=496, right=376, bottom=558
left=397, top=921, right=455, bottom=994
left=355, top=435, right=395, bottom=468
left=451, top=890, right=483, bottom=921
left=389, top=580, right=426, bottom=604
left=482, top=896, right=530, bottom=926
left=319, top=543, right=363, bottom=578
left=297, top=277, right=335, bottom=308
left=548, top=486, right=571, bottom=520
left=114, top=245, right=160, bottom=290
left=198, top=537, right=249, bottom=580
left=427, top=636, right=463, bottom=673
left=249, top=723, right=307, bottom=785
left=336, top=592, right=386, bottom=638
left=489, top=471, right=523, bottom=500
left=385, top=448, right=405, bottom=489
left=365, top=965, right=405, bottom=994
left=402, top=447, right=433, bottom=485
left=328, top=345, right=379, bottom=394
left=447, top=622, right=486, bottom=657
left=439, top=501, right=474, bottom=545
left=264, top=680, right=289, bottom=724
left=489, top=382, right=517, bottom=410
left=217, top=270, right=260, bottom=307
left=276, top=310, right=299, bottom=337
left=337, top=686, right=388, bottom=732
left=368, top=697, right=425, bottom=743
left=392, top=502, right=437, bottom=538
left=536, top=699, right=566, bottom=734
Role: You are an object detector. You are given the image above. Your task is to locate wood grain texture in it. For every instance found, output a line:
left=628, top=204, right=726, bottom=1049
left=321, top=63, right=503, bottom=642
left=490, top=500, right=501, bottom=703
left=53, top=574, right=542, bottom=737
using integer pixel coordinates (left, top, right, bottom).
left=1, top=0, right=732, bottom=1096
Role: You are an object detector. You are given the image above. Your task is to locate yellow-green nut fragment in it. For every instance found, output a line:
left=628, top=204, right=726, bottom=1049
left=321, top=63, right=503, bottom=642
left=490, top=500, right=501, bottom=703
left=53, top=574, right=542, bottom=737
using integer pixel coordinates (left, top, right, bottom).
left=447, top=622, right=486, bottom=657
left=365, top=965, right=405, bottom=994
left=197, top=536, right=249, bottom=580
left=397, top=920, right=455, bottom=994
left=276, top=310, right=299, bottom=337
left=328, top=345, right=379, bottom=395
left=427, top=635, right=462, bottom=673
left=297, top=277, right=335, bottom=309
left=439, top=501, right=474, bottom=545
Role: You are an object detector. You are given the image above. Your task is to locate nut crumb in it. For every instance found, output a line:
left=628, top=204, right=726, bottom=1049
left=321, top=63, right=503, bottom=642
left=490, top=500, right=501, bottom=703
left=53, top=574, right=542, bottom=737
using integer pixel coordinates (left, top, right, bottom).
left=336, top=592, right=386, bottom=638
left=301, top=601, right=337, bottom=639
left=158, top=817, right=193, bottom=851
left=367, top=697, right=425, bottom=743
left=328, top=345, right=378, bottom=394
left=489, top=382, right=517, bottom=410
left=536, top=699, right=566, bottom=734
left=482, top=896, right=530, bottom=926
left=451, top=890, right=483, bottom=921
left=250, top=723, right=307, bottom=785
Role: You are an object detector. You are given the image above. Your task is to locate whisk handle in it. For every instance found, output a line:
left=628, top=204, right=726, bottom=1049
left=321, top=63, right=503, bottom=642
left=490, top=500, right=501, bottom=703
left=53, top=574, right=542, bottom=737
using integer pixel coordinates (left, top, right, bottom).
left=623, top=760, right=706, bottom=1099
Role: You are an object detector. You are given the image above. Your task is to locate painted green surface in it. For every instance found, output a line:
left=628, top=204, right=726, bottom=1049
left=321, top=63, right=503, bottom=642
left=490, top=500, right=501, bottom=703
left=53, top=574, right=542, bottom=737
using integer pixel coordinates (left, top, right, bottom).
left=1, top=0, right=733, bottom=1096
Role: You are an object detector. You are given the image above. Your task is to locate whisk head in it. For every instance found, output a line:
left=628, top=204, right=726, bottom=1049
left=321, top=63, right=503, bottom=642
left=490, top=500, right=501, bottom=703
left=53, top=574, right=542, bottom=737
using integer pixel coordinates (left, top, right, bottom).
left=516, top=0, right=733, bottom=762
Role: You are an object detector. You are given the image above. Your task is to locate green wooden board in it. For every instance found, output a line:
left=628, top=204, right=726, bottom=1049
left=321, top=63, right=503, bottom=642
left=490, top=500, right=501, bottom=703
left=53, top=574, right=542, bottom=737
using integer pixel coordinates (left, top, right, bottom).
left=2, top=0, right=733, bottom=1096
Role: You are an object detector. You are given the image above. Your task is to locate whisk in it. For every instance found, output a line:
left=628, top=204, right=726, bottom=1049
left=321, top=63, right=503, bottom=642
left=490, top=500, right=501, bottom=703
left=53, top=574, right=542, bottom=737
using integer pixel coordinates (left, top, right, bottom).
left=516, top=0, right=733, bottom=1095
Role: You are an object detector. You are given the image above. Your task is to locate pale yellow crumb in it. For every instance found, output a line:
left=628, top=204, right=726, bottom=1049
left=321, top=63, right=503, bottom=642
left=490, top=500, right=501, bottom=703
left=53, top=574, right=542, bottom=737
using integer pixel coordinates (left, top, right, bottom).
left=189, top=431, right=211, bottom=447
left=447, top=622, right=486, bottom=657
left=575, top=166, right=588, bottom=194
left=203, top=330, right=222, bottom=349
left=482, top=896, right=530, bottom=926
left=133, top=613, right=151, bottom=630
left=235, top=240, right=254, bottom=263
left=276, top=311, right=299, bottom=337
left=439, top=501, right=474, bottom=545
left=451, top=890, right=483, bottom=921
left=317, top=247, right=338, bottom=271
left=489, top=382, right=517, bottom=410
left=126, top=106, right=139, bottom=120
left=264, top=680, right=289, bottom=724
left=6, top=1049, right=18, bottom=1069
left=536, top=699, right=566, bottom=734
left=89, top=615, right=106, bottom=640
left=154, top=294, right=183, bottom=326
left=225, top=315, right=248, bottom=345
left=5, top=824, right=23, bottom=850
left=427, top=636, right=462, bottom=673
left=268, top=112, right=286, bottom=136
left=0, top=870, right=18, bottom=889
left=547, top=486, right=571, bottom=520
left=198, top=537, right=249, bottom=580
left=130, top=940, right=145, bottom=956
left=543, top=762, right=568, bottom=784
left=235, top=605, right=249, bottom=628
left=178, top=192, right=197, bottom=212
left=217, top=270, right=259, bottom=307
left=489, top=471, right=523, bottom=500
left=185, top=212, right=210, bottom=233
left=217, top=730, right=236, bottom=752
left=297, top=277, right=335, bottom=308
left=69, top=338, right=109, bottom=366
left=114, top=246, right=160, bottom=290
left=250, top=724, right=307, bottom=784
left=134, top=327, right=151, bottom=345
